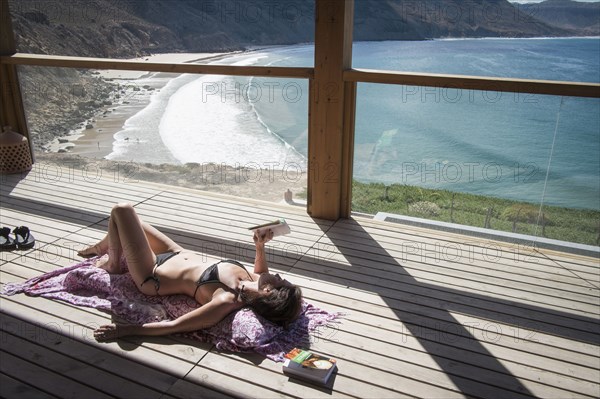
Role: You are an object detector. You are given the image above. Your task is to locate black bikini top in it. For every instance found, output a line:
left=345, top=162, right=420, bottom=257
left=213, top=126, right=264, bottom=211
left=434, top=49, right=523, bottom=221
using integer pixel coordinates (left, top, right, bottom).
left=193, top=259, right=252, bottom=298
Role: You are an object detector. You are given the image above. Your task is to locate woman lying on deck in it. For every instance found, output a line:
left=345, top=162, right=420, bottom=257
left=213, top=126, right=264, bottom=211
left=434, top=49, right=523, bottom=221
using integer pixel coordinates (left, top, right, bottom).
left=77, top=203, right=303, bottom=342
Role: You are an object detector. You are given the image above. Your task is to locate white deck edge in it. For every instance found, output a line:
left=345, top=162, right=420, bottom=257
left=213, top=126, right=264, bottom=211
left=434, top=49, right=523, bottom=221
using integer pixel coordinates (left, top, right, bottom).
left=374, top=212, right=600, bottom=258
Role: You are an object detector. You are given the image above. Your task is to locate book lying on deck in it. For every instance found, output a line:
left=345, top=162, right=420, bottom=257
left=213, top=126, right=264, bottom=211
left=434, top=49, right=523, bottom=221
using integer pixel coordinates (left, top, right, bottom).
left=282, top=348, right=337, bottom=386
left=248, top=218, right=291, bottom=237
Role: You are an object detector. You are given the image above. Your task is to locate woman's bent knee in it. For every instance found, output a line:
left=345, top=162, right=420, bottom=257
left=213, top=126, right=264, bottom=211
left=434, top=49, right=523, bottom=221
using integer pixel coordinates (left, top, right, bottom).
left=112, top=203, right=136, bottom=217
left=113, top=202, right=134, bottom=211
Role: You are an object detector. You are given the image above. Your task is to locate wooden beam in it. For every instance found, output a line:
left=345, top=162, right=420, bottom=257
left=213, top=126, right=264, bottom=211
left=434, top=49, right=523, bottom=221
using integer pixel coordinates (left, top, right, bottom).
left=4, top=55, right=598, bottom=99
left=1, top=53, right=313, bottom=79
left=344, top=68, right=600, bottom=98
left=307, top=0, right=354, bottom=220
left=0, top=0, right=31, bottom=159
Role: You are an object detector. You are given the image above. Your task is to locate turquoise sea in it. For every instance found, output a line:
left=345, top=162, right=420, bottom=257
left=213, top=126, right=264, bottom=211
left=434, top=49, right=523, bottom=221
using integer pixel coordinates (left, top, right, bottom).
left=107, top=38, right=600, bottom=210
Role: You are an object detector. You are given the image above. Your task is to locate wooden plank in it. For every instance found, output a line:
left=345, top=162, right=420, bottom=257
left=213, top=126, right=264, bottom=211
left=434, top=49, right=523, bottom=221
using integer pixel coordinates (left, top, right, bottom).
left=294, top=276, right=600, bottom=379
left=0, top=351, right=112, bottom=399
left=2, top=174, right=157, bottom=205
left=329, top=218, right=600, bottom=290
left=138, top=194, right=321, bottom=238
left=0, top=53, right=313, bottom=79
left=196, top=351, right=412, bottom=399
left=308, top=240, right=600, bottom=312
left=1, top=328, right=166, bottom=399
left=540, top=251, right=600, bottom=288
left=0, top=373, right=57, bottom=399
left=296, top=264, right=599, bottom=350
left=1, top=165, right=160, bottom=203
left=147, top=187, right=327, bottom=229
left=301, top=230, right=600, bottom=316
left=543, top=250, right=600, bottom=269
left=315, top=230, right=596, bottom=295
left=290, top=259, right=600, bottom=343
left=294, top=284, right=600, bottom=397
left=335, top=217, right=598, bottom=278
left=344, top=68, right=600, bottom=98
left=161, top=378, right=235, bottom=399
left=314, top=334, right=596, bottom=398
left=135, top=199, right=321, bottom=247
left=337, top=312, right=599, bottom=387
left=0, top=192, right=108, bottom=227
left=0, top=288, right=209, bottom=377
left=314, top=319, right=598, bottom=396
left=0, top=314, right=226, bottom=399
left=296, top=281, right=600, bottom=370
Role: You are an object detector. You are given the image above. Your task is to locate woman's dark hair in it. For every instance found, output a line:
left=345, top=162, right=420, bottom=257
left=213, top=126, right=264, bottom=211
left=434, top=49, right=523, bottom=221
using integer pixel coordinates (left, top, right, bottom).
left=241, top=284, right=303, bottom=327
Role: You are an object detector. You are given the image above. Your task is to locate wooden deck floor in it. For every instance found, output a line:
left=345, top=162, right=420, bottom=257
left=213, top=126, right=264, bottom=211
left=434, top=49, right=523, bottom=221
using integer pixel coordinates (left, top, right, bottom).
left=1, top=165, right=599, bottom=399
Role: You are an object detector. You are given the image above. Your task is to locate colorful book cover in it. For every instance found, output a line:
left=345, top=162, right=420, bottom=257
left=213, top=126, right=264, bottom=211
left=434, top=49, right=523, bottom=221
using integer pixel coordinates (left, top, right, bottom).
left=283, top=348, right=337, bottom=385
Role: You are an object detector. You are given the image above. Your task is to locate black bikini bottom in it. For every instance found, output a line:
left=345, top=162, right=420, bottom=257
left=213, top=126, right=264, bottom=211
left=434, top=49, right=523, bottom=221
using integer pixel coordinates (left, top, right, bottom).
left=140, top=251, right=180, bottom=294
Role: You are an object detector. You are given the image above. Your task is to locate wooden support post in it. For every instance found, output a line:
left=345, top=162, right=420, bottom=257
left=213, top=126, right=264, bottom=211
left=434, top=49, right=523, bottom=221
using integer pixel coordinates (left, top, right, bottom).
left=340, top=80, right=356, bottom=217
left=0, top=0, right=14, bottom=54
left=307, top=0, right=354, bottom=220
left=0, top=0, right=32, bottom=156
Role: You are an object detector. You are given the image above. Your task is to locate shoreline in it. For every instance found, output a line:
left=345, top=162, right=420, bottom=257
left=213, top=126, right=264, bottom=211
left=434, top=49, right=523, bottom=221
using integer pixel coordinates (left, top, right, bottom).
left=47, top=51, right=239, bottom=159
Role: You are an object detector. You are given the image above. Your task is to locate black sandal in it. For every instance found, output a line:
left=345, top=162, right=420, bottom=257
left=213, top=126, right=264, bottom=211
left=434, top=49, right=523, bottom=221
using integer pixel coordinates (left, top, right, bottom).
left=13, top=226, right=35, bottom=250
left=0, top=227, right=17, bottom=251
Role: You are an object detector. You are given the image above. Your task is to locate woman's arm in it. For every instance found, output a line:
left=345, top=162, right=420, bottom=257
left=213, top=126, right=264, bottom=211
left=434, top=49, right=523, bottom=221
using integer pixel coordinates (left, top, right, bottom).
left=94, top=293, right=240, bottom=341
left=252, top=229, right=273, bottom=274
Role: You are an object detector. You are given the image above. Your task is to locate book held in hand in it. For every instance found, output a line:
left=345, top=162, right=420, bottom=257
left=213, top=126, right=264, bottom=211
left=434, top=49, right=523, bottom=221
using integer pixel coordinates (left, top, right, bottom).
left=282, top=348, right=337, bottom=386
left=248, top=218, right=291, bottom=237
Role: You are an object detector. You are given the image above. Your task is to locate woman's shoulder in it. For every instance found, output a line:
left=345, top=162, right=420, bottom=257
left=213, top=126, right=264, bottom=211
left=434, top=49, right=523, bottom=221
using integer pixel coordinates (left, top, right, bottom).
left=211, top=289, right=244, bottom=308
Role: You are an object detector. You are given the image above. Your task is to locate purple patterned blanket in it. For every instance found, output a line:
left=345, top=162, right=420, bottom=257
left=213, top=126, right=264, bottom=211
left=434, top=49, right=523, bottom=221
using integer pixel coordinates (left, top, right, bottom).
left=1, top=256, right=342, bottom=362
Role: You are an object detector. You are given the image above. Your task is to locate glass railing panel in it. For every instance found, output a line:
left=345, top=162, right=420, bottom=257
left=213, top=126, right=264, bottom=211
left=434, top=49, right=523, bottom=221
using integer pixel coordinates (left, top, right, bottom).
left=352, top=83, right=599, bottom=247
left=535, top=96, right=600, bottom=246
left=352, top=37, right=599, bottom=84
left=17, top=64, right=308, bottom=204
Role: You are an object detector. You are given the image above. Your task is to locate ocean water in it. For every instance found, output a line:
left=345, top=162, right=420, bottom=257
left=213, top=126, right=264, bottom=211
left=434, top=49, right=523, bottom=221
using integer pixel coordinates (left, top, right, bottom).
left=107, top=38, right=600, bottom=210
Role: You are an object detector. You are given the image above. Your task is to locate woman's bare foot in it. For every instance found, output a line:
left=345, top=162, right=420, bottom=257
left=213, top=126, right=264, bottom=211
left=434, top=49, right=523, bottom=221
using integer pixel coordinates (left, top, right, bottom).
left=94, top=256, right=123, bottom=274
left=77, top=244, right=101, bottom=258
left=94, top=324, right=132, bottom=342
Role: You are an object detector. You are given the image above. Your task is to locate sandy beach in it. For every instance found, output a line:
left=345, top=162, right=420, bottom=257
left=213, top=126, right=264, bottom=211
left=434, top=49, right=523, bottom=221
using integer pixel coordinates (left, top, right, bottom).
left=49, top=52, right=235, bottom=159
